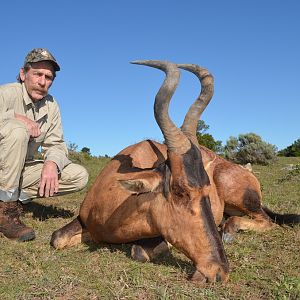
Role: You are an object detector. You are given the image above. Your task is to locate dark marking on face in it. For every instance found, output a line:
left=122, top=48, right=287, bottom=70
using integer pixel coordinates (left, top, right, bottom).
left=242, top=188, right=262, bottom=213
left=200, top=197, right=229, bottom=272
left=183, top=143, right=210, bottom=187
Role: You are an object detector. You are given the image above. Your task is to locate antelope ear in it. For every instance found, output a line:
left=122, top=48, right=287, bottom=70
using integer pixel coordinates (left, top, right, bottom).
left=119, top=172, right=162, bottom=194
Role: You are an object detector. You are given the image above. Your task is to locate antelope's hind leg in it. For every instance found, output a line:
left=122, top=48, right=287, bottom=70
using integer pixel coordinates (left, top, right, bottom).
left=51, top=216, right=91, bottom=249
left=222, top=189, right=275, bottom=243
left=222, top=211, right=275, bottom=243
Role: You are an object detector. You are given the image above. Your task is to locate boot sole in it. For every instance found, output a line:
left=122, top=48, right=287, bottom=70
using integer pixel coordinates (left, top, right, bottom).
left=0, top=231, right=36, bottom=242
left=18, top=231, right=36, bottom=242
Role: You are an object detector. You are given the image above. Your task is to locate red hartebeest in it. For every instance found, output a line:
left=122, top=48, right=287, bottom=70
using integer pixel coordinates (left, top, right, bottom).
left=51, top=61, right=300, bottom=284
left=51, top=60, right=229, bottom=283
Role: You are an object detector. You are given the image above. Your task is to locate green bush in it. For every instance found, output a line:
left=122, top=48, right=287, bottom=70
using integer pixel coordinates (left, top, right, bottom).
left=224, top=133, right=277, bottom=165
left=278, top=139, right=300, bottom=157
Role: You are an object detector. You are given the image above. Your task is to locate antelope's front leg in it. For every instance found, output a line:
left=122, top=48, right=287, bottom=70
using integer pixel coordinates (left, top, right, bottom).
left=51, top=216, right=91, bottom=249
left=131, top=236, right=171, bottom=262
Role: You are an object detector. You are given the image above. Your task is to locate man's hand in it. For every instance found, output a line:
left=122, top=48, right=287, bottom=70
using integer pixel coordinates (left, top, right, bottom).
left=39, top=161, right=59, bottom=197
left=15, top=113, right=41, bottom=138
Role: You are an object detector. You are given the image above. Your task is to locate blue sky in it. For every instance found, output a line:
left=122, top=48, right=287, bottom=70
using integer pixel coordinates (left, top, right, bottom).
left=1, top=1, right=299, bottom=156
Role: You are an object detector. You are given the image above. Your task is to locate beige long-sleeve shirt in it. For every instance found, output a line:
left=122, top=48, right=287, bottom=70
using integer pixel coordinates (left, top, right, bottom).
left=0, top=82, right=71, bottom=171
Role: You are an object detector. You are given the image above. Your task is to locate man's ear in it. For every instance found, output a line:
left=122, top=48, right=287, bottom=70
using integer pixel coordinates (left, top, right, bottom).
left=19, top=68, right=26, bottom=82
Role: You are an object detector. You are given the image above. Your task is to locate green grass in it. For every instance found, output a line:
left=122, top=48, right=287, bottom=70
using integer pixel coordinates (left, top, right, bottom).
left=1, top=156, right=299, bottom=299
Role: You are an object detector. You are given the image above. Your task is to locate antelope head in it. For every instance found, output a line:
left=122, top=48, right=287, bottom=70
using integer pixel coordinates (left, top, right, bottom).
left=131, top=60, right=229, bottom=283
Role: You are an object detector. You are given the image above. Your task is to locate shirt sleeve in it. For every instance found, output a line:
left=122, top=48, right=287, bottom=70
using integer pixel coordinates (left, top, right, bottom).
left=0, top=89, right=15, bottom=123
left=41, top=101, right=71, bottom=172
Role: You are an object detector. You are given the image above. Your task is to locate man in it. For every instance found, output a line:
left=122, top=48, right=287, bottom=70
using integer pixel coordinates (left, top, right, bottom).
left=0, top=48, right=89, bottom=242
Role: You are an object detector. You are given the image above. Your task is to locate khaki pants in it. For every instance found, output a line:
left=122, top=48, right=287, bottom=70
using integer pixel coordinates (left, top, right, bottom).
left=0, top=119, right=88, bottom=203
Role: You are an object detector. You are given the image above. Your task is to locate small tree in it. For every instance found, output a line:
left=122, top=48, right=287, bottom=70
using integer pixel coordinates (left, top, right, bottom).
left=196, top=120, right=223, bottom=153
left=68, top=142, right=78, bottom=152
left=81, top=147, right=91, bottom=156
left=224, top=133, right=277, bottom=165
left=278, top=139, right=300, bottom=157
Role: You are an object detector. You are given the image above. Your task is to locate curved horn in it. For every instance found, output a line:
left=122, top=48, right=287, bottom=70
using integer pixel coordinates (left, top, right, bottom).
left=131, top=60, right=191, bottom=154
left=177, top=64, right=214, bottom=139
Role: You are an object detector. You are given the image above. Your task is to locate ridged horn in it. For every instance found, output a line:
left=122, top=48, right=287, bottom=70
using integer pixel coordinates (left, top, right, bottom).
left=177, top=64, right=214, bottom=139
left=131, top=60, right=191, bottom=154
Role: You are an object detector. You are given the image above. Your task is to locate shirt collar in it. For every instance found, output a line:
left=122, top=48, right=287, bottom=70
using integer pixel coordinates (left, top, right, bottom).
left=22, top=83, right=48, bottom=120
left=22, top=83, right=33, bottom=106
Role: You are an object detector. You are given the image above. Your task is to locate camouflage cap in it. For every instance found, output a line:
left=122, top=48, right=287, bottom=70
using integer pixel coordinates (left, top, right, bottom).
left=24, top=48, right=60, bottom=71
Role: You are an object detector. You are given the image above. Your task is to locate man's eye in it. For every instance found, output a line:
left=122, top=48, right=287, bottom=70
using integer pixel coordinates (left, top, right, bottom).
left=33, top=72, right=43, bottom=77
left=32, top=72, right=53, bottom=81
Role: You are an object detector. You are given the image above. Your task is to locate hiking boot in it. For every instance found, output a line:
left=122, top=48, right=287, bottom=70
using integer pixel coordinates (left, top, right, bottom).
left=0, top=201, right=35, bottom=242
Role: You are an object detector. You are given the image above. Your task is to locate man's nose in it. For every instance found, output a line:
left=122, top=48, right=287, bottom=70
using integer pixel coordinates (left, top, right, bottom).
left=38, top=75, right=46, bottom=86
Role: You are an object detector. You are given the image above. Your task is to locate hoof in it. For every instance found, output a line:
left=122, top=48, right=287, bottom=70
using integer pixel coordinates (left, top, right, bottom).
left=153, top=241, right=171, bottom=257
left=190, top=270, right=207, bottom=285
left=131, top=245, right=150, bottom=263
left=50, top=229, right=64, bottom=249
left=222, top=232, right=234, bottom=243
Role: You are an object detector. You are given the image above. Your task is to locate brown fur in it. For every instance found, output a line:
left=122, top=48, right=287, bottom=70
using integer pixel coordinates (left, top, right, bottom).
left=51, top=141, right=229, bottom=283
left=50, top=61, right=299, bottom=284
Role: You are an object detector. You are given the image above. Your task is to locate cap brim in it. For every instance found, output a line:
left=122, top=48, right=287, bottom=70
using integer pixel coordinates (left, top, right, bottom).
left=51, top=61, right=60, bottom=71
left=26, top=59, right=60, bottom=72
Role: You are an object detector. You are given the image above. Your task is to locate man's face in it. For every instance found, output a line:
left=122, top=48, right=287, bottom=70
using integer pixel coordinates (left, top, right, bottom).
left=20, top=61, right=55, bottom=102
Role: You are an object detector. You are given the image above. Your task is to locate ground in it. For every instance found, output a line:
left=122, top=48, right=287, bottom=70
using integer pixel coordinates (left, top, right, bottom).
left=0, top=155, right=299, bottom=299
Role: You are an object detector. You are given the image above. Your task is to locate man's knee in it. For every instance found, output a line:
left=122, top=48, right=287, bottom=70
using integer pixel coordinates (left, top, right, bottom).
left=0, top=119, right=29, bottom=145
left=61, top=163, right=89, bottom=192
left=73, top=164, right=89, bottom=191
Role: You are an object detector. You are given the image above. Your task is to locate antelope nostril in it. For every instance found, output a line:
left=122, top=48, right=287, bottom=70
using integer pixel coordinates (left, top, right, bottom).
left=216, top=272, right=222, bottom=282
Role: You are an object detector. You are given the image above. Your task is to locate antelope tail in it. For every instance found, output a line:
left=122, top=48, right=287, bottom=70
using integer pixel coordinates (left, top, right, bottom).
left=263, top=206, right=300, bottom=226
